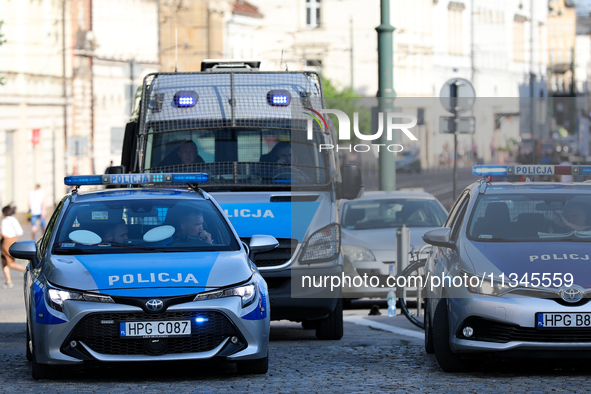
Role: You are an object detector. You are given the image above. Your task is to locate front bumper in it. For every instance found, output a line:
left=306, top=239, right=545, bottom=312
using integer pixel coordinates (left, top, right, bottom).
left=31, top=295, right=269, bottom=365
left=448, top=295, right=591, bottom=355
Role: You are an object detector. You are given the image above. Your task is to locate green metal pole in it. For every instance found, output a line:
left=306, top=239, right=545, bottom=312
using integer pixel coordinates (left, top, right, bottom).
left=376, top=0, right=396, bottom=191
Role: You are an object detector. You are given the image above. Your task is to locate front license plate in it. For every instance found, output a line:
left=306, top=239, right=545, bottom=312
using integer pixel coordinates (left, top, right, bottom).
left=120, top=320, right=191, bottom=338
left=536, top=313, right=591, bottom=328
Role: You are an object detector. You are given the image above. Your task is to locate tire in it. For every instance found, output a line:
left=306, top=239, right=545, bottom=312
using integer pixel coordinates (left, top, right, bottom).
left=32, top=360, right=58, bottom=380
left=236, top=354, right=269, bottom=375
left=26, top=320, right=32, bottom=362
left=424, top=299, right=434, bottom=354
left=301, top=320, right=316, bottom=330
left=315, top=298, right=343, bottom=340
left=342, top=298, right=352, bottom=310
left=432, top=299, right=468, bottom=372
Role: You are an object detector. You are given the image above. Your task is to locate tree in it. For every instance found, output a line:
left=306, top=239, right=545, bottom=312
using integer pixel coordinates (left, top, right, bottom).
left=321, top=75, right=371, bottom=146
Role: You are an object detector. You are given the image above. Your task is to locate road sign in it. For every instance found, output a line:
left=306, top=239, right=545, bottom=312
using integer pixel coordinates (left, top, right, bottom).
left=439, top=116, right=475, bottom=134
left=439, top=78, right=475, bottom=114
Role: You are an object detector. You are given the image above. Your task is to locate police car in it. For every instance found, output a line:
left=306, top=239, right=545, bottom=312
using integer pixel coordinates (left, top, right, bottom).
left=11, top=173, right=276, bottom=379
left=422, top=164, right=591, bottom=372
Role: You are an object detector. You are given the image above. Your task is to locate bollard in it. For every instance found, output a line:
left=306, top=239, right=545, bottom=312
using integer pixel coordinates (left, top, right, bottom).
left=396, top=225, right=410, bottom=299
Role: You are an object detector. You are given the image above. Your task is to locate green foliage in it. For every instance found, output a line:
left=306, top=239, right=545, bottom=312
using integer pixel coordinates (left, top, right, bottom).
left=321, top=75, right=371, bottom=145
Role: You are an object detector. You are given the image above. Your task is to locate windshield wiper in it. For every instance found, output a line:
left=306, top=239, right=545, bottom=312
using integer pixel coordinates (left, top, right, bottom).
left=53, top=247, right=94, bottom=255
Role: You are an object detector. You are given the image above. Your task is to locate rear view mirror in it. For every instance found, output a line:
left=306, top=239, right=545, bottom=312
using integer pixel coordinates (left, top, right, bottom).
left=341, top=163, right=363, bottom=200
left=249, top=235, right=279, bottom=253
left=9, top=241, right=38, bottom=267
left=422, top=228, right=454, bottom=249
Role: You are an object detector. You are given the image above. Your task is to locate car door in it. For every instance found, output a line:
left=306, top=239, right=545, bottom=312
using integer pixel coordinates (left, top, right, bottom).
left=428, top=190, right=471, bottom=301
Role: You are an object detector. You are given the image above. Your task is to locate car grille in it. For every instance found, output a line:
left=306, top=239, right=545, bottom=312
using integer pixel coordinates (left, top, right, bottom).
left=243, top=237, right=298, bottom=268
left=68, top=310, right=239, bottom=355
left=459, top=317, right=591, bottom=343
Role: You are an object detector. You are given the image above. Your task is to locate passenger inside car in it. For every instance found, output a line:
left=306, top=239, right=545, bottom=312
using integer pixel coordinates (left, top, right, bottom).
left=555, top=203, right=591, bottom=232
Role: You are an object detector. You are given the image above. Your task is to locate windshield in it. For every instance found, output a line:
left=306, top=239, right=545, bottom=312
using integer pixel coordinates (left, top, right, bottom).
left=467, top=194, right=591, bottom=242
left=143, top=123, right=329, bottom=188
left=341, top=198, right=447, bottom=230
left=53, top=199, right=240, bottom=254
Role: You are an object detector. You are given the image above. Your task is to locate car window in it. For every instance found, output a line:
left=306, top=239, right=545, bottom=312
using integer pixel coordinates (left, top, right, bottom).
left=341, top=198, right=447, bottom=230
left=38, top=199, right=66, bottom=257
left=451, top=197, right=470, bottom=241
left=444, top=191, right=470, bottom=228
left=52, top=198, right=240, bottom=254
left=143, top=125, right=329, bottom=187
left=467, top=193, right=591, bottom=242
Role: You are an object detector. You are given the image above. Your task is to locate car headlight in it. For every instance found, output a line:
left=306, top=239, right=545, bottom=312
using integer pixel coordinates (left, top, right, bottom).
left=46, top=285, right=114, bottom=312
left=194, top=280, right=257, bottom=308
left=342, top=245, right=376, bottom=263
left=299, top=223, right=340, bottom=264
left=465, top=274, right=510, bottom=296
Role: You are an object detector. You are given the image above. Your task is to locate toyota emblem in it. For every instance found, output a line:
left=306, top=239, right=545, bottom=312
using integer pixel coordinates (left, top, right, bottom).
left=146, top=299, right=164, bottom=311
left=560, top=287, right=584, bottom=303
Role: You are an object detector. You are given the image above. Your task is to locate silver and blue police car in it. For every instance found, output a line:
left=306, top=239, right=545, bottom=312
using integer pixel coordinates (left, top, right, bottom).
left=422, top=164, right=591, bottom=372
left=11, top=173, right=276, bottom=379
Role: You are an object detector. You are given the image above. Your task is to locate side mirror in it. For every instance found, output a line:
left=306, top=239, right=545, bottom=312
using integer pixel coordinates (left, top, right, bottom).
left=9, top=241, right=38, bottom=266
left=341, top=163, right=363, bottom=200
left=422, top=228, right=455, bottom=249
left=105, top=166, right=125, bottom=174
left=249, top=235, right=279, bottom=254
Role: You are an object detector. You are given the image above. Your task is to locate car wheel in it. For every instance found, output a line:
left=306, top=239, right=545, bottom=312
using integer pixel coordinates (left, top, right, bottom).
left=342, top=298, right=353, bottom=310
left=315, top=298, right=343, bottom=340
left=432, top=299, right=468, bottom=372
left=424, top=299, right=434, bottom=354
left=301, top=320, right=316, bottom=330
left=236, top=353, right=269, bottom=375
left=26, top=319, right=33, bottom=362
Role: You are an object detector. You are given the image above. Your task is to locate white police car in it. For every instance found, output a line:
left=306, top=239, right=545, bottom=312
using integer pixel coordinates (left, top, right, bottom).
left=422, top=165, right=591, bottom=372
left=11, top=173, right=277, bottom=379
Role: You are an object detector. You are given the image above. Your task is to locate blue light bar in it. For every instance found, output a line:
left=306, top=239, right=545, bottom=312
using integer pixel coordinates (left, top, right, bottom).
left=472, top=166, right=508, bottom=176
left=64, top=175, right=104, bottom=186
left=195, top=317, right=208, bottom=324
left=171, top=174, right=209, bottom=183
left=64, top=173, right=209, bottom=187
left=473, top=165, right=591, bottom=177
left=173, top=91, right=198, bottom=108
left=267, top=90, right=291, bottom=106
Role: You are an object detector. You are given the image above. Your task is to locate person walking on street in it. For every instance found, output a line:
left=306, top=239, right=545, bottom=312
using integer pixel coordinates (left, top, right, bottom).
left=28, top=184, right=45, bottom=240
left=1, top=205, right=24, bottom=289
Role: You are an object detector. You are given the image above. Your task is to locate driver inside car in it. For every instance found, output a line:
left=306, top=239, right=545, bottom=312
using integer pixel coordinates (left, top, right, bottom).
left=101, top=220, right=129, bottom=243
left=171, top=207, right=213, bottom=244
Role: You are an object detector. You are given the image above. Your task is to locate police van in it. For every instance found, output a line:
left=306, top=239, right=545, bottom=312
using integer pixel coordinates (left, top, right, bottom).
left=113, top=60, right=363, bottom=339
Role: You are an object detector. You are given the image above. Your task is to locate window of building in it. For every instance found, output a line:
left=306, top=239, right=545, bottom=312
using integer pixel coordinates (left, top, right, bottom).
left=306, top=0, right=321, bottom=28
left=513, top=16, right=526, bottom=63
left=448, top=3, right=465, bottom=56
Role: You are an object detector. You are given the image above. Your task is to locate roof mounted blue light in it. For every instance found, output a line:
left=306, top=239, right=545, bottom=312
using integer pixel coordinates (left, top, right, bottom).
left=472, top=165, right=509, bottom=176
left=174, top=91, right=198, bottom=108
left=267, top=90, right=291, bottom=106
left=473, top=164, right=591, bottom=177
left=64, top=173, right=209, bottom=187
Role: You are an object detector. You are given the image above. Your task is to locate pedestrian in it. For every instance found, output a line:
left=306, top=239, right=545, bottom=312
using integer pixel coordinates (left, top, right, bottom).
left=1, top=205, right=24, bottom=289
left=28, top=184, right=46, bottom=240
